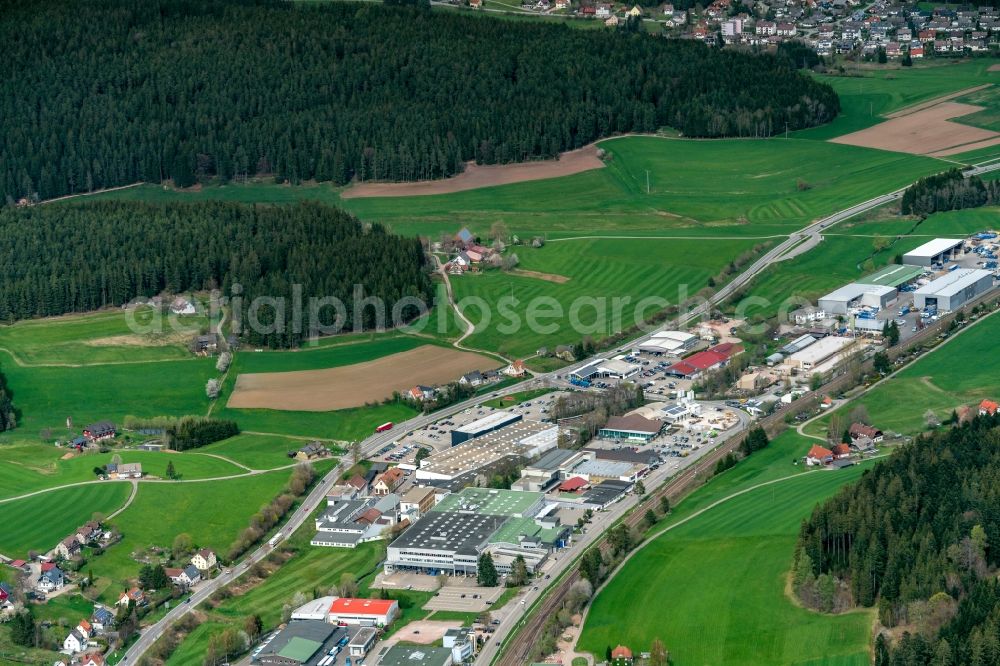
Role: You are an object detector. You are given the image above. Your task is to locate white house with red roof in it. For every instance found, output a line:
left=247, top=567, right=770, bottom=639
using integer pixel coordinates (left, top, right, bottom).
left=327, top=597, right=400, bottom=627
left=980, top=399, right=998, bottom=417
left=806, top=444, right=834, bottom=466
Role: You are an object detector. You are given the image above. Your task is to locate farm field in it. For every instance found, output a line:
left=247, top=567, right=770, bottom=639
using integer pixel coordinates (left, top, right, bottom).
left=227, top=344, right=497, bottom=411
left=579, top=455, right=873, bottom=666
left=0, top=445, right=249, bottom=500
left=196, top=433, right=326, bottom=470
left=0, top=482, right=132, bottom=558
left=797, top=61, right=999, bottom=141
left=0, top=308, right=208, bottom=366
left=807, top=307, right=1000, bottom=437
left=734, top=207, right=996, bottom=320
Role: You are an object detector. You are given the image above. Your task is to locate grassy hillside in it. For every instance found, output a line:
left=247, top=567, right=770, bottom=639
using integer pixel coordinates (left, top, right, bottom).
left=579, top=432, right=874, bottom=665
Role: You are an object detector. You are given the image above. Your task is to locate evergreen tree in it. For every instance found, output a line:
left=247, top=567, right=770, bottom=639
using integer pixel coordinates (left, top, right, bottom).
left=477, top=552, right=498, bottom=587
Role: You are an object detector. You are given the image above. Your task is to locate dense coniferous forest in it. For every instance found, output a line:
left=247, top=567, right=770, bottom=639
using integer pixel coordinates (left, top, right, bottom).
left=167, top=418, right=240, bottom=451
left=795, top=415, right=1000, bottom=665
left=900, top=169, right=998, bottom=216
left=0, top=0, right=839, bottom=202
left=0, top=202, right=431, bottom=347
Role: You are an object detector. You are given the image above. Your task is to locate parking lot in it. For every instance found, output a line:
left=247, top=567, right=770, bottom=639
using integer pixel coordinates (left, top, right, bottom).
left=423, top=582, right=507, bottom=612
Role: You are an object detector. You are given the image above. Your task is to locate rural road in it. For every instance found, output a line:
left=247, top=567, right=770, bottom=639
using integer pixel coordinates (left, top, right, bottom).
left=122, top=157, right=1000, bottom=664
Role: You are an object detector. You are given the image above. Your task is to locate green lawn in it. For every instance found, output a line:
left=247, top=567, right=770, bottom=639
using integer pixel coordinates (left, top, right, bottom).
left=197, top=433, right=324, bottom=470
left=0, top=445, right=248, bottom=500
left=579, top=465, right=873, bottom=665
left=212, top=337, right=427, bottom=440
left=0, top=482, right=132, bottom=558
left=808, top=307, right=1000, bottom=437
left=796, top=61, right=1000, bottom=141
left=0, top=308, right=209, bottom=366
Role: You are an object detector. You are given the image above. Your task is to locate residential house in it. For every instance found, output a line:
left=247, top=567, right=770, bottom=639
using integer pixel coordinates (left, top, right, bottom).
left=170, top=297, right=196, bottom=315
left=407, top=386, right=437, bottom=402
left=0, top=582, right=12, bottom=607
left=372, top=468, right=404, bottom=496
left=596, top=3, right=612, bottom=17
left=503, top=360, right=526, bottom=377
left=555, top=0, right=570, bottom=8
left=77, top=620, right=93, bottom=641
left=806, top=444, right=834, bottom=466
left=756, top=19, right=777, bottom=34
left=605, top=14, right=620, bottom=25
left=455, top=228, right=475, bottom=247
left=106, top=462, right=142, bottom=479
left=885, top=40, right=901, bottom=56
left=191, top=548, right=217, bottom=571
left=399, top=486, right=437, bottom=520
left=470, top=0, right=482, bottom=7
left=56, top=535, right=82, bottom=559
left=460, top=370, right=486, bottom=387
left=980, top=399, right=999, bottom=416
left=581, top=5, right=596, bottom=16
left=37, top=566, right=65, bottom=593
left=627, top=5, right=642, bottom=16
left=63, top=629, right=87, bottom=654
left=193, top=334, right=219, bottom=354
left=83, top=421, right=116, bottom=442
left=116, top=587, right=146, bottom=608
left=165, top=565, right=201, bottom=587
left=910, top=45, right=924, bottom=57
left=295, top=441, right=331, bottom=461
left=81, top=654, right=106, bottom=666
left=75, top=521, right=101, bottom=545
left=346, top=474, right=369, bottom=496
left=91, top=607, right=115, bottom=633
left=776, top=21, right=796, bottom=35
left=849, top=423, right=883, bottom=443
left=661, top=2, right=674, bottom=15
left=831, top=443, right=851, bottom=459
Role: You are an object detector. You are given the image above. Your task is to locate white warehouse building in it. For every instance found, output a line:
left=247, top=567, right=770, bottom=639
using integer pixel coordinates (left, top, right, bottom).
left=913, top=269, right=994, bottom=312
left=818, top=283, right=897, bottom=315
left=902, top=238, right=964, bottom=267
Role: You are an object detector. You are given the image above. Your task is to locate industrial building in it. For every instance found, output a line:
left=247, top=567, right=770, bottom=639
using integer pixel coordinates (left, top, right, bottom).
left=511, top=449, right=593, bottom=492
left=663, top=343, right=743, bottom=379
left=858, top=264, right=925, bottom=288
left=913, top=269, right=994, bottom=311
left=818, top=283, right=897, bottom=315
left=597, top=414, right=663, bottom=442
left=903, top=238, right=965, bottom=267
left=451, top=411, right=523, bottom=446
left=327, top=598, right=399, bottom=627
left=780, top=334, right=818, bottom=356
left=569, top=358, right=640, bottom=381
left=637, top=330, right=698, bottom=354
left=570, top=458, right=646, bottom=483
left=310, top=494, right=399, bottom=548
left=784, top=336, right=856, bottom=371
left=385, top=488, right=569, bottom=576
left=379, top=646, right=453, bottom=666
left=253, top=620, right=356, bottom=666
left=420, top=420, right=558, bottom=481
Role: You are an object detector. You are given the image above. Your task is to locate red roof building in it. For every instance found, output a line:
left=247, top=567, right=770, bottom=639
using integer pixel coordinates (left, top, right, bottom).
left=559, top=477, right=589, bottom=493
left=611, top=645, right=634, bottom=660
left=665, top=343, right=743, bottom=378
left=806, top=444, right=834, bottom=466
left=980, top=399, right=998, bottom=416
left=831, top=443, right=851, bottom=458
left=328, top=598, right=400, bottom=626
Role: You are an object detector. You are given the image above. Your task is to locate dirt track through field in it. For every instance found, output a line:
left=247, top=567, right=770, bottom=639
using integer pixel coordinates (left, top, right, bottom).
left=831, top=94, right=1000, bottom=157
left=227, top=344, right=498, bottom=411
left=340, top=144, right=604, bottom=198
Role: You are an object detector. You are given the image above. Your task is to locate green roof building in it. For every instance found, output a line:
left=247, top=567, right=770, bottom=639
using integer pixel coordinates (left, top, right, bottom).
left=857, top=264, right=925, bottom=288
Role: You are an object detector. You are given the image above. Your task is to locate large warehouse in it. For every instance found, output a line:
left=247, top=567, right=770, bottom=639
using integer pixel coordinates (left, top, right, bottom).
left=902, top=238, right=964, bottom=267
left=913, top=269, right=994, bottom=312
left=818, top=283, right=897, bottom=315
left=597, top=414, right=663, bottom=442
left=857, top=264, right=925, bottom=289
left=451, top=411, right=523, bottom=446
left=419, top=420, right=559, bottom=481
left=637, top=330, right=698, bottom=354
left=784, top=336, right=856, bottom=371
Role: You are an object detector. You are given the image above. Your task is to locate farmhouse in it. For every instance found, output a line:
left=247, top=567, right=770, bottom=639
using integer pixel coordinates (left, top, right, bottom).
left=980, top=399, right=998, bottom=416
left=75, top=521, right=101, bottom=544
left=191, top=548, right=217, bottom=571
left=106, top=462, right=142, bottom=479
left=56, top=535, right=82, bottom=559
left=902, top=238, right=964, bottom=266
left=849, top=423, right=883, bottom=443
left=598, top=414, right=663, bottom=442
left=806, top=444, right=834, bottom=466
left=913, top=269, right=994, bottom=312
left=419, top=419, right=558, bottom=481
left=327, top=597, right=399, bottom=626
left=83, top=421, right=116, bottom=441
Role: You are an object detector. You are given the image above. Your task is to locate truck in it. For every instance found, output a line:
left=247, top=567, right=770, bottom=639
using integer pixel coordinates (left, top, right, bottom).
left=267, top=532, right=283, bottom=547
left=897, top=306, right=910, bottom=316
left=375, top=422, right=394, bottom=433
left=569, top=377, right=591, bottom=388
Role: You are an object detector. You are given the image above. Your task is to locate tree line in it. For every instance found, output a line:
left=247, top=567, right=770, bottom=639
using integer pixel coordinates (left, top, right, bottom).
left=0, top=201, right=431, bottom=347
left=900, top=169, right=999, bottom=217
left=1, top=0, right=839, bottom=202
left=166, top=417, right=239, bottom=451
left=794, top=414, right=1000, bottom=664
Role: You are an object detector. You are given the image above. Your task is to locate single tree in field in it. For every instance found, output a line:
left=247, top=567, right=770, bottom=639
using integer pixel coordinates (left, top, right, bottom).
left=649, top=638, right=669, bottom=666
left=165, top=460, right=177, bottom=480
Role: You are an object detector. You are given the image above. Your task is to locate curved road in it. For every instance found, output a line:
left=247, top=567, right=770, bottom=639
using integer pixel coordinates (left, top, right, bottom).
left=122, top=159, right=1000, bottom=664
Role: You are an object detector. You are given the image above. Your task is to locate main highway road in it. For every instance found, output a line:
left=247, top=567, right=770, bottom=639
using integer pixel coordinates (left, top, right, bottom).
left=121, top=159, right=1000, bottom=664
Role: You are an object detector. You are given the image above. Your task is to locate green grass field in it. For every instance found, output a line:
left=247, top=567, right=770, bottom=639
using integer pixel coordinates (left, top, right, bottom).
left=196, top=433, right=322, bottom=470
left=809, top=307, right=1000, bottom=437
left=0, top=482, right=132, bottom=558
left=0, top=445, right=250, bottom=500
left=0, top=308, right=209, bottom=366
left=954, top=84, right=1000, bottom=133
left=579, top=447, right=873, bottom=666
left=796, top=61, right=999, bottom=141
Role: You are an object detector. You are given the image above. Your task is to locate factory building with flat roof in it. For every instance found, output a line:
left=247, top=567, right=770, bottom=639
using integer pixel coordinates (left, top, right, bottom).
left=783, top=336, right=857, bottom=371
left=913, top=269, right=994, bottom=312
left=419, top=420, right=559, bottom=481
left=451, top=411, right=523, bottom=446
left=858, top=264, right=925, bottom=288
left=818, top=283, right=897, bottom=315
left=903, top=238, right=965, bottom=267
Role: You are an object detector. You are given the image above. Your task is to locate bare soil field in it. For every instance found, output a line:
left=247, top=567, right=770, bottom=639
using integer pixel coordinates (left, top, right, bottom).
left=988, top=65, right=1000, bottom=72
left=384, top=620, right=463, bottom=647
left=508, top=268, right=571, bottom=284
left=832, top=101, right=1000, bottom=156
left=340, top=145, right=604, bottom=198
left=885, top=84, right=992, bottom=118
left=227, top=344, right=497, bottom=411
